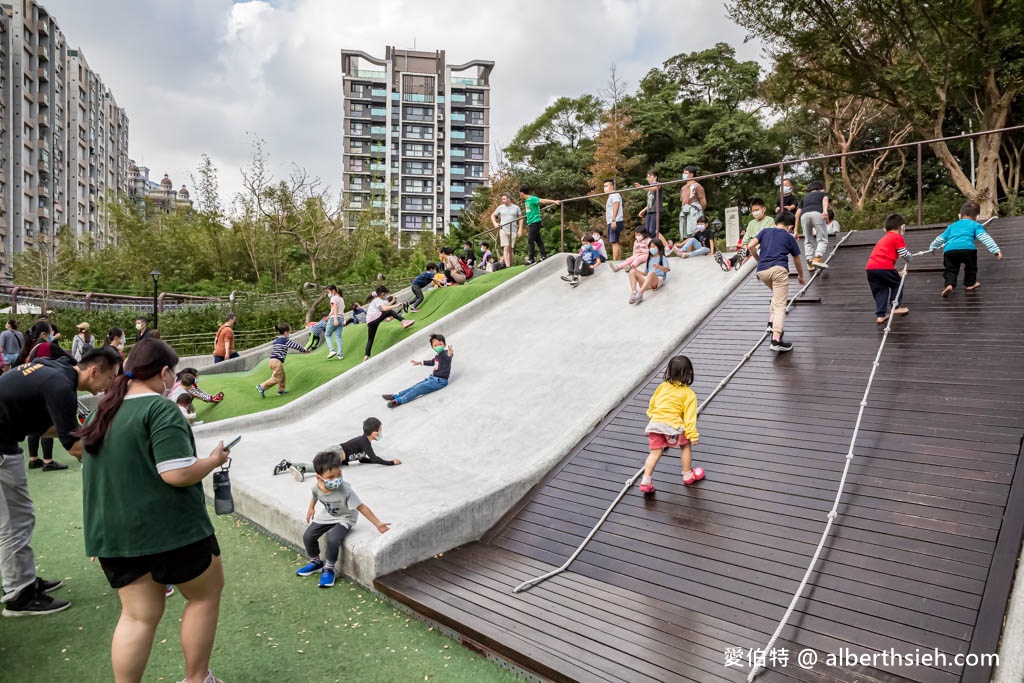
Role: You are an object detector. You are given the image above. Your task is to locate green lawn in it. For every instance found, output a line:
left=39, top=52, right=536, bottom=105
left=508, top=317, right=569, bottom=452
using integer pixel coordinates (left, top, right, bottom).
left=191, top=267, right=524, bottom=424
left=0, top=451, right=520, bottom=683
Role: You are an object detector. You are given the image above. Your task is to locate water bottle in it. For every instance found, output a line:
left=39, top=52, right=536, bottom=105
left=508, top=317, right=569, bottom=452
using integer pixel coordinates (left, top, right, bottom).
left=213, top=467, right=234, bottom=515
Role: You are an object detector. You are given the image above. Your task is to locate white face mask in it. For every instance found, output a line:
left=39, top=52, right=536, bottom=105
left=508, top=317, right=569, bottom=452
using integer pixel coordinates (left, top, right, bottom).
left=592, top=234, right=601, bottom=242
left=683, top=173, right=691, bottom=180
left=783, top=186, right=792, bottom=194
left=375, top=432, right=383, bottom=443
left=135, top=323, right=143, bottom=331
left=162, top=369, right=175, bottom=397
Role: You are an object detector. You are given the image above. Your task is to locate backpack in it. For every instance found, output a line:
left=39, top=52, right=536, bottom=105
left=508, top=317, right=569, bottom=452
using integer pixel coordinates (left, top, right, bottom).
left=459, top=258, right=473, bottom=280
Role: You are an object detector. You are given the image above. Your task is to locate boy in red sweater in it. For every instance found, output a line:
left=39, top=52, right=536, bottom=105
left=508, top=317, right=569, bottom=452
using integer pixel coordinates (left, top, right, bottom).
left=866, top=214, right=913, bottom=323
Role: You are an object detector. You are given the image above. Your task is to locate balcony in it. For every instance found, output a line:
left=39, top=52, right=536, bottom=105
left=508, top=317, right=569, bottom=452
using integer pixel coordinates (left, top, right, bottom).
left=37, top=67, right=48, bottom=81
left=370, top=126, right=387, bottom=135
left=371, top=88, right=387, bottom=98
left=402, top=93, right=434, bottom=103
left=450, top=167, right=465, bottom=176
left=450, top=202, right=466, bottom=211
left=451, top=112, right=466, bottom=122
left=450, top=93, right=466, bottom=103
left=451, top=130, right=466, bottom=139
left=352, top=69, right=386, bottom=80
left=450, top=148, right=465, bottom=158
left=450, top=184, right=466, bottom=194
left=451, top=77, right=484, bottom=86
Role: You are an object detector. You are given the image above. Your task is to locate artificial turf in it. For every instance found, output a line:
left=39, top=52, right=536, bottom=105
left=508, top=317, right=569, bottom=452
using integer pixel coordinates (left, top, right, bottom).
left=190, top=267, right=524, bottom=424
left=0, top=451, right=520, bottom=682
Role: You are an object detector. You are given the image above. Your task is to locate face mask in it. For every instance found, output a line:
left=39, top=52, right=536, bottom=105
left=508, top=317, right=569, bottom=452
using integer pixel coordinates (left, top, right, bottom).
left=433, top=345, right=445, bottom=354
left=592, top=234, right=600, bottom=242
left=374, top=432, right=383, bottom=442
left=683, top=173, right=691, bottom=180
left=783, top=186, right=792, bottom=194
left=323, top=477, right=343, bottom=490
left=650, top=248, right=659, bottom=256
left=135, top=323, right=143, bottom=330
left=752, top=209, right=764, bottom=218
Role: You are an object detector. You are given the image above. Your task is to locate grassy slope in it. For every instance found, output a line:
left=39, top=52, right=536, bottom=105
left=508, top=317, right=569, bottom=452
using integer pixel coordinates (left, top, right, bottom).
left=191, top=267, right=523, bottom=424
left=0, top=453, right=519, bottom=683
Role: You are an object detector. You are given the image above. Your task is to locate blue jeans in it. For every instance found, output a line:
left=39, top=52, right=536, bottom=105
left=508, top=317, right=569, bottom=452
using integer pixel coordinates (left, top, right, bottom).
left=324, top=320, right=343, bottom=354
left=2, top=353, right=18, bottom=367
left=679, top=238, right=710, bottom=257
left=395, top=375, right=448, bottom=405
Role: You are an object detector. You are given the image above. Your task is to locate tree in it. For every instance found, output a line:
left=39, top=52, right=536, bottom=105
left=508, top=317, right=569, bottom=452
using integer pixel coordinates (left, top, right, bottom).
left=590, top=65, right=640, bottom=191
left=728, top=0, right=1024, bottom=216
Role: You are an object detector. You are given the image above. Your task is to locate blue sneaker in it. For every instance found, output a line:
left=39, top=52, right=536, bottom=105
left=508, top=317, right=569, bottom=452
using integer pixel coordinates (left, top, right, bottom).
left=296, top=560, right=323, bottom=577
left=318, top=568, right=336, bottom=588
left=257, top=384, right=265, bottom=399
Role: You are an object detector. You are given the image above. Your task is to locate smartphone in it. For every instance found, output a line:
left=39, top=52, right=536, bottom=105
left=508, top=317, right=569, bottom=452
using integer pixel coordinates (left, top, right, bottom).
left=225, top=436, right=242, bottom=451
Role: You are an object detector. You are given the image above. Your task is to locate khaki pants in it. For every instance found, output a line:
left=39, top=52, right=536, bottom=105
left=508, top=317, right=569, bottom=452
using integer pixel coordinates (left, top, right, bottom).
left=261, top=359, right=286, bottom=392
left=757, top=265, right=789, bottom=338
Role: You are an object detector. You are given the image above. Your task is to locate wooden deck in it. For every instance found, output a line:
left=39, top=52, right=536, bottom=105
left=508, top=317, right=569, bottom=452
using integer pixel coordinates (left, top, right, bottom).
left=377, top=218, right=1024, bottom=683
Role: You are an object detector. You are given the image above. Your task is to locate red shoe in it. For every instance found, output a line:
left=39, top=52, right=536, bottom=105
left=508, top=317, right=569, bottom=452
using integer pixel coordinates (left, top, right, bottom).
left=638, top=481, right=655, bottom=494
left=683, top=467, right=706, bottom=486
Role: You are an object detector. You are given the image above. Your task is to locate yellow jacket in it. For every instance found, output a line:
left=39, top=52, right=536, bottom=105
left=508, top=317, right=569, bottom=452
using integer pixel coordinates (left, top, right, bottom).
left=646, top=381, right=699, bottom=442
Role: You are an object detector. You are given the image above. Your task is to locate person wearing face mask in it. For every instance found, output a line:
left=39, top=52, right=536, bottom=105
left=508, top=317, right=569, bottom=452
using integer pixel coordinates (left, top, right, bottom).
left=776, top=178, right=799, bottom=216
left=19, top=322, right=71, bottom=472
left=382, top=334, right=454, bottom=408
left=722, top=197, right=777, bottom=271
left=334, top=417, right=401, bottom=467
left=134, top=316, right=152, bottom=344
left=296, top=450, right=390, bottom=589
left=628, top=238, right=671, bottom=305
left=76, top=338, right=231, bottom=682
left=678, top=165, right=707, bottom=237
left=104, top=327, right=126, bottom=357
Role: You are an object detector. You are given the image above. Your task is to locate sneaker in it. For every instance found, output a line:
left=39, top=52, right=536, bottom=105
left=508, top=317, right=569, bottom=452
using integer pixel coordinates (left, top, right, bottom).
left=634, top=292, right=644, bottom=305
left=382, top=394, right=395, bottom=400
left=27, top=459, right=44, bottom=469
left=41, top=461, right=68, bottom=472
left=165, top=585, right=175, bottom=598
left=811, top=256, right=829, bottom=270
left=628, top=292, right=639, bottom=305
left=318, top=568, right=336, bottom=588
left=524, top=258, right=535, bottom=266
left=770, top=339, right=794, bottom=353
left=289, top=466, right=304, bottom=482
left=296, top=560, right=324, bottom=577
left=401, top=320, right=415, bottom=329
left=257, top=384, right=265, bottom=398
left=409, top=306, right=419, bottom=313
left=638, top=481, right=655, bottom=494
left=33, top=577, right=63, bottom=594
left=570, top=277, right=580, bottom=288
left=387, top=400, right=399, bottom=409
left=713, top=252, right=730, bottom=272
left=277, top=391, right=289, bottom=396
left=177, top=671, right=223, bottom=683
left=336, top=354, right=344, bottom=360
left=272, top=459, right=291, bottom=476
left=1, top=585, right=71, bottom=617
left=560, top=275, right=573, bottom=282
left=325, top=351, right=337, bottom=359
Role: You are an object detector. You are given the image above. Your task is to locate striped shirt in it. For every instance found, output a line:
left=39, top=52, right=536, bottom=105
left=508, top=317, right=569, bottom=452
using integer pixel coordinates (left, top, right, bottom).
left=269, top=336, right=305, bottom=362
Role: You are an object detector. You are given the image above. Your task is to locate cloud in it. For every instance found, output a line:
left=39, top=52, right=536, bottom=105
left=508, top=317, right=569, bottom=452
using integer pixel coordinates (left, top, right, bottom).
left=43, top=0, right=763, bottom=209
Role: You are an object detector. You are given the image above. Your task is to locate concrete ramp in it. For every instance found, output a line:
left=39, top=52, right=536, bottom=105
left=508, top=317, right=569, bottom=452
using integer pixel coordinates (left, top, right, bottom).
left=194, top=254, right=752, bottom=585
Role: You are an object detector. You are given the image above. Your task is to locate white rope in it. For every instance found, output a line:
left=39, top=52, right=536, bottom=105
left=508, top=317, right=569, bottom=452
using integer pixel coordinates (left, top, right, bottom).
left=512, top=232, right=852, bottom=594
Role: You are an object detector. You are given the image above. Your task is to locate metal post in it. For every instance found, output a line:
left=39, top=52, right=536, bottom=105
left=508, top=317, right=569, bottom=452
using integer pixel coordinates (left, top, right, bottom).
left=655, top=184, right=660, bottom=238
left=778, top=163, right=785, bottom=213
left=916, top=143, right=923, bottom=226
left=152, top=279, right=159, bottom=332
left=559, top=201, right=564, bottom=253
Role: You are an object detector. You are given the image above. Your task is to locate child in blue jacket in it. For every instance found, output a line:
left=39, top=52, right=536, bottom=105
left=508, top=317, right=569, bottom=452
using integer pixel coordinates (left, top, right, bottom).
left=929, top=201, right=1002, bottom=297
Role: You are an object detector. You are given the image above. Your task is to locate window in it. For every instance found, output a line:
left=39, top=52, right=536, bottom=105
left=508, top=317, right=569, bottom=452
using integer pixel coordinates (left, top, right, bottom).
left=402, top=197, right=433, bottom=211
left=403, top=106, right=431, bottom=122
left=403, top=124, right=433, bottom=140
left=466, top=129, right=485, bottom=143
left=403, top=179, right=432, bottom=193
left=402, top=160, right=433, bottom=175
left=466, top=146, right=485, bottom=160
left=466, top=112, right=485, bottom=125
left=402, top=215, right=432, bottom=230
left=403, top=143, right=432, bottom=157
left=349, top=158, right=365, bottom=172
left=467, top=93, right=485, bottom=106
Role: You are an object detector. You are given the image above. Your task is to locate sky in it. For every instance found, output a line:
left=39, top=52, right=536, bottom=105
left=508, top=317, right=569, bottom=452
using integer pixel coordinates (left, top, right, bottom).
left=42, top=0, right=764, bottom=211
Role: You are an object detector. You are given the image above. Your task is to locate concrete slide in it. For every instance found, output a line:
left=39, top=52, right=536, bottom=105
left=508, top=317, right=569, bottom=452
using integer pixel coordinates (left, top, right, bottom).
left=193, top=254, right=754, bottom=586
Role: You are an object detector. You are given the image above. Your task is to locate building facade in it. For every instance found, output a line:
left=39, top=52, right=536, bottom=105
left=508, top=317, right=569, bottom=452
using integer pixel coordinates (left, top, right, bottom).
left=0, top=0, right=129, bottom=280
left=340, top=47, right=492, bottom=237
left=127, top=161, right=191, bottom=213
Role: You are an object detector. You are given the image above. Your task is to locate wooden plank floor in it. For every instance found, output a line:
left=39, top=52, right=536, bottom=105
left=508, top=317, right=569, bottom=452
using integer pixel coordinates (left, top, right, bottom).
left=377, top=219, right=1024, bottom=683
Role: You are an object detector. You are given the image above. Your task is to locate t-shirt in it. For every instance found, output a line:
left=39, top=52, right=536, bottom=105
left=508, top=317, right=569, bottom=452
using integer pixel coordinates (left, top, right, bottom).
left=492, top=204, right=521, bottom=231
left=777, top=192, right=799, bottom=214
left=744, top=216, right=775, bottom=246
left=422, top=350, right=452, bottom=380
left=579, top=246, right=605, bottom=266
left=605, top=192, right=624, bottom=223
left=753, top=227, right=800, bottom=272
left=866, top=231, right=909, bottom=270
left=642, top=252, right=670, bottom=279
left=481, top=248, right=494, bottom=264
left=82, top=393, right=214, bottom=557
left=329, top=295, right=345, bottom=323
left=365, top=297, right=386, bottom=324
left=691, top=225, right=714, bottom=249
left=0, top=329, right=22, bottom=356
left=0, top=357, right=80, bottom=452
left=339, top=435, right=395, bottom=466
left=524, top=195, right=542, bottom=224
left=310, top=480, right=363, bottom=526
left=801, top=190, right=829, bottom=214
left=213, top=324, right=234, bottom=357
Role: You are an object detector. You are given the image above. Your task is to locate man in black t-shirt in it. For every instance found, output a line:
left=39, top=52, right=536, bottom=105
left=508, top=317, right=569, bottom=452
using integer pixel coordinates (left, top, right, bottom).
left=0, top=348, right=120, bottom=617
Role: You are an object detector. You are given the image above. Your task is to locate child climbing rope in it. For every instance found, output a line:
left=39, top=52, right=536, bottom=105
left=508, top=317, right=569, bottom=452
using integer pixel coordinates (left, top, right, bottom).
left=639, top=355, right=703, bottom=493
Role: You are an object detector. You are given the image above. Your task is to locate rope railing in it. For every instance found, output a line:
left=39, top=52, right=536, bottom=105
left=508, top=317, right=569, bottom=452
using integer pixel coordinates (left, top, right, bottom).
left=512, top=230, right=854, bottom=594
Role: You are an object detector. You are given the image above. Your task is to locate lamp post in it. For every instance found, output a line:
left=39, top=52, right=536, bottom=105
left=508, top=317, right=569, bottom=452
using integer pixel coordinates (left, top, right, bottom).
left=711, top=217, right=723, bottom=248
left=150, top=269, right=161, bottom=332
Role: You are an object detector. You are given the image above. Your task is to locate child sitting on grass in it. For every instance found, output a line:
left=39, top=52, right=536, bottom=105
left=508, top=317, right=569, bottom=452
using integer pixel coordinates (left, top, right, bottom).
left=338, top=417, right=401, bottom=466
left=866, top=213, right=912, bottom=323
left=929, top=200, right=1003, bottom=297
left=383, top=334, right=453, bottom=408
left=257, top=322, right=310, bottom=398
left=296, top=451, right=390, bottom=588
left=639, top=355, right=702, bottom=494
left=479, top=241, right=495, bottom=271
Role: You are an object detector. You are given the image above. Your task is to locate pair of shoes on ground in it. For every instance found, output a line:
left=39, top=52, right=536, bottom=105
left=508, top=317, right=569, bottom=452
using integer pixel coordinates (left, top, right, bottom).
left=28, top=459, right=68, bottom=471
left=637, top=467, right=706, bottom=494
left=382, top=394, right=400, bottom=409
left=628, top=291, right=644, bottom=305
left=256, top=385, right=288, bottom=397
left=325, top=351, right=344, bottom=360
left=1, top=577, right=68, bottom=617
left=713, top=252, right=732, bottom=272
left=296, top=560, right=335, bottom=588
left=560, top=275, right=581, bottom=287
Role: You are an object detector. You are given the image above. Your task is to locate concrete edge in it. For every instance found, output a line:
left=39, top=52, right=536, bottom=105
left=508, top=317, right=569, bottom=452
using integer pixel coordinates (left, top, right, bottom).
left=192, top=260, right=558, bottom=437
left=995, top=552, right=1024, bottom=681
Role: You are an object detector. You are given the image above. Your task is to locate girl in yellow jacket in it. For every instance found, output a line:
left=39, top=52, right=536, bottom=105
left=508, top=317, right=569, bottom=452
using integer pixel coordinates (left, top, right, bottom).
left=639, top=355, right=703, bottom=493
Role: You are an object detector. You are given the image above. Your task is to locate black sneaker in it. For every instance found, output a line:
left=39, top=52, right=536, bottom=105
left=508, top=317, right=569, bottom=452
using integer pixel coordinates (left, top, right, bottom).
left=28, top=459, right=44, bottom=470
left=34, top=577, right=63, bottom=593
left=272, top=459, right=292, bottom=476
left=560, top=275, right=573, bottom=282
left=570, top=277, right=580, bottom=288
left=2, top=585, right=71, bottom=617
left=770, top=339, right=794, bottom=352
left=387, top=400, right=399, bottom=409
left=713, top=252, right=730, bottom=272
left=382, top=394, right=394, bottom=401
left=41, top=461, right=68, bottom=472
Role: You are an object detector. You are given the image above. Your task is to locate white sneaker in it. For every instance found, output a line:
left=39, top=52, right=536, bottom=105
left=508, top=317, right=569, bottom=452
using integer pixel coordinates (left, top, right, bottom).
left=325, top=351, right=336, bottom=359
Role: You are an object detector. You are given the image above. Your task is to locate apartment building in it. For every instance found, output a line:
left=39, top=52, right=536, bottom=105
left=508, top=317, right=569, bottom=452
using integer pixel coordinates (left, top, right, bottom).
left=340, top=46, right=493, bottom=236
left=0, top=0, right=129, bottom=280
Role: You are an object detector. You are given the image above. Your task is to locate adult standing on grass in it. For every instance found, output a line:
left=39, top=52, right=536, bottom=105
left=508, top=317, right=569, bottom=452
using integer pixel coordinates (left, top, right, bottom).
left=518, top=184, right=559, bottom=265
left=0, top=346, right=120, bottom=617
left=212, top=313, right=238, bottom=364
left=491, top=192, right=522, bottom=270
left=324, top=285, right=345, bottom=360
left=77, top=338, right=231, bottom=683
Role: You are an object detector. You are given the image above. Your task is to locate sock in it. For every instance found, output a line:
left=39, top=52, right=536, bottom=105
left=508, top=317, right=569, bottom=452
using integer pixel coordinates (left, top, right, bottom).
left=324, top=562, right=334, bottom=571
left=640, top=475, right=652, bottom=486
left=310, top=556, right=321, bottom=564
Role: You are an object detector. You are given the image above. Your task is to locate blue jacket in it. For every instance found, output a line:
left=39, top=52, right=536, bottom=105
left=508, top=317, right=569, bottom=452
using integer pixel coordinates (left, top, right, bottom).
left=412, top=271, right=434, bottom=288
left=929, top=219, right=1000, bottom=254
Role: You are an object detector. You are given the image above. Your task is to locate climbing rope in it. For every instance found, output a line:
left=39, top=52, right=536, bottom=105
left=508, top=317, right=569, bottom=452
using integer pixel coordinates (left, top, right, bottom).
left=512, top=231, right=854, bottom=594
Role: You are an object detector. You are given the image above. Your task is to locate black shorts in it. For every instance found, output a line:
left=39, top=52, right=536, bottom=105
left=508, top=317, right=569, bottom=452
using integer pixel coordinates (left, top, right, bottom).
left=607, top=220, right=624, bottom=244
left=98, top=534, right=221, bottom=589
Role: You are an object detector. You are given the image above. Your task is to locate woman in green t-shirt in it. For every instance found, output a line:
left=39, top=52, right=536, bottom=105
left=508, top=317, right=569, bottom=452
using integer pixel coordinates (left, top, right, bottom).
left=77, top=338, right=232, bottom=683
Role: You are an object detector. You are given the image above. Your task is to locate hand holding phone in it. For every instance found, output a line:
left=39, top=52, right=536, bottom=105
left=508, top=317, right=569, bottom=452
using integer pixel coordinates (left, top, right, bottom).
left=225, top=435, right=242, bottom=451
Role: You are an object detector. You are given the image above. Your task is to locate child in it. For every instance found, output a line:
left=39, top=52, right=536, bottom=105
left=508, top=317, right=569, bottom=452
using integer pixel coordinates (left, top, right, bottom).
left=635, top=168, right=665, bottom=242
left=257, top=322, right=310, bottom=397
left=462, top=241, right=476, bottom=269
left=364, top=286, right=415, bottom=361
left=561, top=235, right=606, bottom=287
left=338, top=417, right=401, bottom=466
left=590, top=227, right=608, bottom=260
left=628, top=237, right=670, bottom=305
left=826, top=208, right=841, bottom=236
left=518, top=184, right=559, bottom=264
left=295, top=451, right=390, bottom=588
left=603, top=178, right=624, bottom=261
left=176, top=393, right=196, bottom=423
left=639, top=355, right=703, bottom=493
left=479, top=241, right=494, bottom=271
left=671, top=215, right=715, bottom=260
left=346, top=302, right=366, bottom=326
left=929, top=200, right=1002, bottom=297
left=746, top=212, right=807, bottom=352
left=171, top=369, right=224, bottom=404
left=797, top=180, right=831, bottom=270
left=410, top=264, right=437, bottom=312
left=866, top=213, right=912, bottom=323
left=382, top=334, right=453, bottom=407
left=324, top=284, right=345, bottom=360
left=721, top=197, right=775, bottom=271
left=609, top=231, right=651, bottom=273
left=432, top=270, right=450, bottom=288
left=305, top=313, right=329, bottom=351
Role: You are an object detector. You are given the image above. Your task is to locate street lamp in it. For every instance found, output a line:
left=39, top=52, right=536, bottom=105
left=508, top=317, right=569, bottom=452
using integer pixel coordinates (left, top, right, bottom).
left=711, top=217, right=723, bottom=240
left=150, top=269, right=161, bottom=332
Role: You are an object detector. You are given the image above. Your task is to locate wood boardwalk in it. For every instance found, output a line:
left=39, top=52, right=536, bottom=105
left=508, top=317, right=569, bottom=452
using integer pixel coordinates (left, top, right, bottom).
left=377, top=219, right=1024, bottom=683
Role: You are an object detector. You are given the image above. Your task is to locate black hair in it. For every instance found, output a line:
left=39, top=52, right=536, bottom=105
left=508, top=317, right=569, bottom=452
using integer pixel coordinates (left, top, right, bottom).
left=806, top=180, right=825, bottom=192
left=327, top=284, right=339, bottom=294
left=826, top=208, right=835, bottom=222
left=363, top=417, right=382, bottom=436
left=646, top=168, right=659, bottom=179
left=591, top=226, right=603, bottom=237
left=313, top=450, right=343, bottom=475
left=225, top=313, right=236, bottom=321
left=750, top=197, right=766, bottom=209
left=78, top=346, right=122, bottom=374
left=883, top=213, right=905, bottom=231
left=429, top=333, right=446, bottom=346
left=646, top=238, right=667, bottom=270
left=376, top=285, right=390, bottom=295
left=176, top=367, right=199, bottom=380
left=276, top=322, right=291, bottom=335
left=6, top=319, right=17, bottom=330
left=959, top=201, right=981, bottom=219
left=582, top=234, right=596, bottom=243
left=136, top=316, right=148, bottom=324
left=519, top=184, right=531, bottom=194
left=480, top=241, right=489, bottom=248
left=463, top=241, right=472, bottom=247
left=179, top=372, right=197, bottom=387
left=176, top=393, right=194, bottom=407
left=664, top=355, right=695, bottom=386
left=76, top=339, right=179, bottom=454
left=18, top=321, right=52, bottom=365
left=426, top=262, right=438, bottom=271
left=603, top=178, right=616, bottom=188
left=696, top=215, right=708, bottom=225
left=683, top=165, right=698, bottom=175
left=774, top=211, right=797, bottom=229
left=105, top=326, right=124, bottom=346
